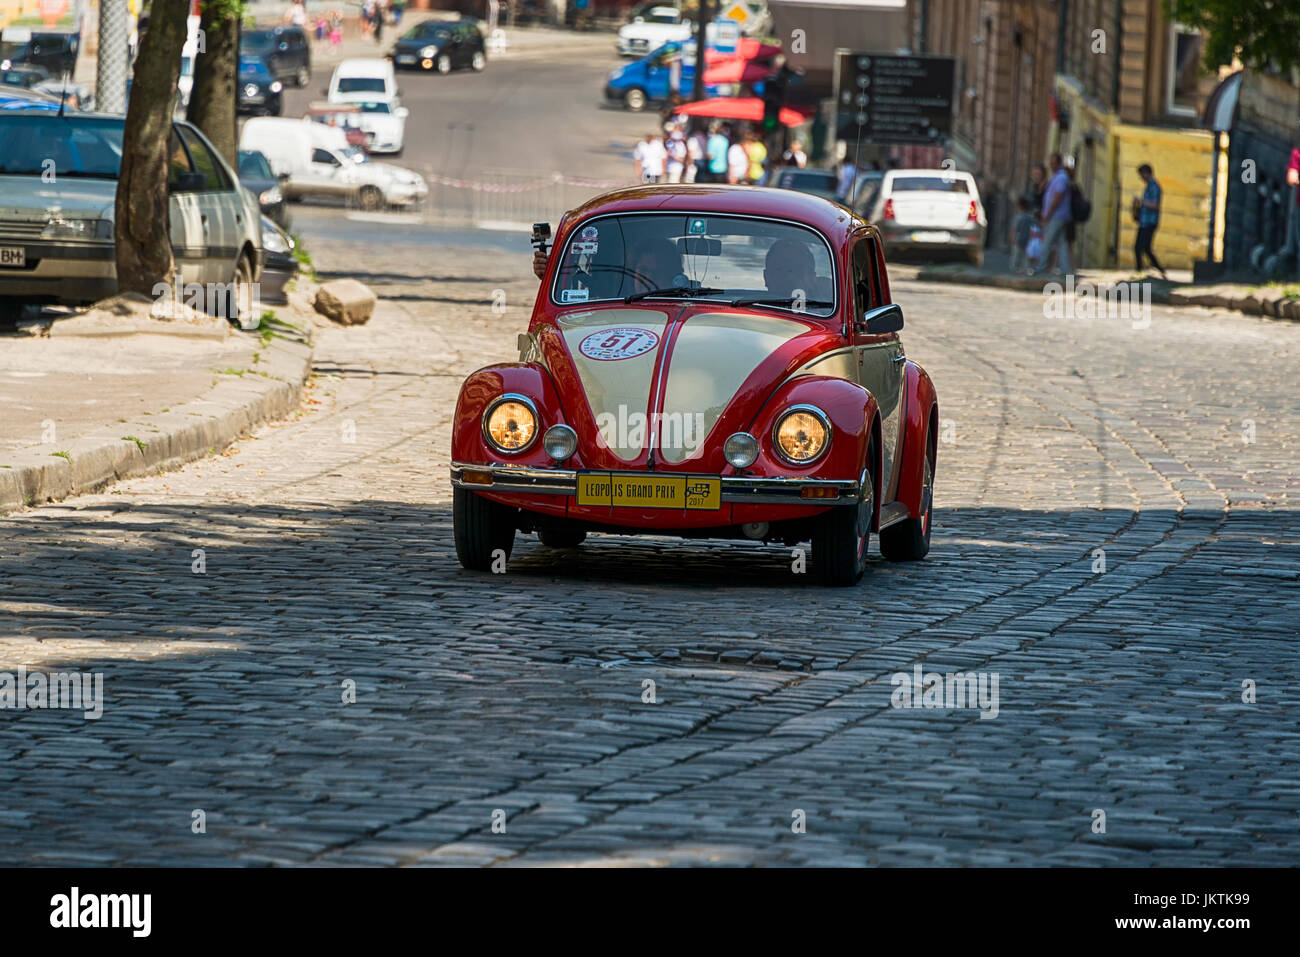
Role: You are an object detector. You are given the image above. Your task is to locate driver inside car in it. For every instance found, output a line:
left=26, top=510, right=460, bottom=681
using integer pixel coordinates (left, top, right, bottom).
left=622, top=238, right=684, bottom=295
left=764, top=239, right=821, bottom=300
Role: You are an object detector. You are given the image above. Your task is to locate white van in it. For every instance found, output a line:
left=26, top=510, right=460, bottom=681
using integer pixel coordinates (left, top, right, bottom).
left=238, top=117, right=426, bottom=211
left=326, top=58, right=399, bottom=104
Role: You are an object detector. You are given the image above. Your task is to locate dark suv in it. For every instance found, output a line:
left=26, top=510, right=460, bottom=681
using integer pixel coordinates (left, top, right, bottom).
left=0, top=29, right=79, bottom=78
left=240, top=25, right=311, bottom=87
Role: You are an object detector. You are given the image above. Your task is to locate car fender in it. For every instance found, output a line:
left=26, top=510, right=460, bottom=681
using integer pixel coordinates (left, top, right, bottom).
left=895, top=361, right=938, bottom=519
left=452, top=362, right=569, bottom=467
left=745, top=374, right=883, bottom=525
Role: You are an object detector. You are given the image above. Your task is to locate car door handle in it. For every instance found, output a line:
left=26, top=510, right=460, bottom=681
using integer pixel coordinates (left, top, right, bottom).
left=892, top=354, right=907, bottom=363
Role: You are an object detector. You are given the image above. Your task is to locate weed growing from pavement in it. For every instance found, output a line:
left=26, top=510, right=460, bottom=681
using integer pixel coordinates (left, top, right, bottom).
left=122, top=436, right=148, bottom=453
left=50, top=450, right=70, bottom=460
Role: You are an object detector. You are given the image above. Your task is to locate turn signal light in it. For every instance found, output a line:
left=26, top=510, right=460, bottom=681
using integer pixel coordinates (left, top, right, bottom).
left=882, top=198, right=895, bottom=220
left=800, top=486, right=840, bottom=499
left=462, top=469, right=494, bottom=486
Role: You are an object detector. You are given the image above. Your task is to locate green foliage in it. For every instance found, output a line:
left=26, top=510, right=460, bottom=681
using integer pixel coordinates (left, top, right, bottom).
left=199, top=0, right=248, bottom=20
left=122, top=436, right=149, bottom=452
left=50, top=450, right=70, bottom=460
left=1165, top=0, right=1300, bottom=73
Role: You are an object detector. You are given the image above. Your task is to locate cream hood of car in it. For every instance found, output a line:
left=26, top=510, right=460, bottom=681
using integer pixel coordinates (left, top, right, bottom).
left=556, top=308, right=806, bottom=464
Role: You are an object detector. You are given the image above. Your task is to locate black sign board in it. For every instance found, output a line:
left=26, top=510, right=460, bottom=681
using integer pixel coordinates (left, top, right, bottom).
left=836, top=53, right=956, bottom=145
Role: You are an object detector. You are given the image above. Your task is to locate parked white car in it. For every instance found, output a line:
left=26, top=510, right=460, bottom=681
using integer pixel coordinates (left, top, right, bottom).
left=239, top=117, right=426, bottom=211
left=326, top=58, right=399, bottom=104
left=617, top=6, right=688, bottom=57
left=863, top=168, right=988, bottom=266
left=0, top=111, right=262, bottom=327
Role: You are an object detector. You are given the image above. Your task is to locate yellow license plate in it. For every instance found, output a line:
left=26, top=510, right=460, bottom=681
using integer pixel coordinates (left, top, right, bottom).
left=577, top=472, right=720, bottom=510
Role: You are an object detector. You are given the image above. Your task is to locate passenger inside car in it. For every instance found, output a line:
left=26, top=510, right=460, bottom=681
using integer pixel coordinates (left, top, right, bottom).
left=764, top=239, right=830, bottom=301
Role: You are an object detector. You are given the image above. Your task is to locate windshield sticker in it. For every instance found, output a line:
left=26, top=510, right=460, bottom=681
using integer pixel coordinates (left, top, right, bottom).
left=688, top=218, right=708, bottom=235
left=578, top=327, right=659, bottom=361
left=560, top=288, right=590, bottom=303
left=571, top=225, right=600, bottom=256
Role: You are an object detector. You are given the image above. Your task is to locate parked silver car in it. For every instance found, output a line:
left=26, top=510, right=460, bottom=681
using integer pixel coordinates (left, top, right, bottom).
left=862, top=168, right=987, bottom=266
left=0, top=111, right=262, bottom=327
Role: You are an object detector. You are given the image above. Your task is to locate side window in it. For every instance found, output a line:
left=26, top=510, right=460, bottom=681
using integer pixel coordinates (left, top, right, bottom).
left=872, top=235, right=891, bottom=304
left=312, top=148, right=339, bottom=166
left=177, top=126, right=230, bottom=191
left=851, top=238, right=876, bottom=321
left=166, top=130, right=194, bottom=188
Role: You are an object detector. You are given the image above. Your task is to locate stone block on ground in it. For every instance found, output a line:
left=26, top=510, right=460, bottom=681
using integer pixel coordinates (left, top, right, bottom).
left=314, top=279, right=377, bottom=325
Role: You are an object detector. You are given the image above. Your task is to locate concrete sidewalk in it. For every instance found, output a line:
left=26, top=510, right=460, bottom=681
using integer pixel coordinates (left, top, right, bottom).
left=0, top=295, right=317, bottom=513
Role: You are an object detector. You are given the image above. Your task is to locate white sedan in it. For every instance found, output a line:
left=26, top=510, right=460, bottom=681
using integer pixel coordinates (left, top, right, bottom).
left=340, top=99, right=409, bottom=155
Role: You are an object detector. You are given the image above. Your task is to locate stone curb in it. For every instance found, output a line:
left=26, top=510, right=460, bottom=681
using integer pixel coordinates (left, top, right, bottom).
left=0, top=331, right=313, bottom=513
left=912, top=265, right=1300, bottom=321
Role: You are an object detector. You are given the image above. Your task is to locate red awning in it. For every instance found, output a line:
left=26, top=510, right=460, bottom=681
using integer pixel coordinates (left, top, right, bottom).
left=703, top=37, right=783, bottom=64
left=676, top=96, right=813, bottom=128
left=701, top=57, right=774, bottom=85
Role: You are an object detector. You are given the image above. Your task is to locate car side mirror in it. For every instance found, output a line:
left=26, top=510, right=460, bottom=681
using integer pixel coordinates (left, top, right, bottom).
left=396, top=106, right=409, bottom=118
left=170, top=171, right=206, bottom=193
left=396, top=87, right=403, bottom=96
left=277, top=172, right=290, bottom=184
left=857, top=302, right=904, bottom=335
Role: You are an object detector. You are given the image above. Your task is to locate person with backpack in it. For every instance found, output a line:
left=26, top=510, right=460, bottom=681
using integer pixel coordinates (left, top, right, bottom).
left=1036, top=153, right=1073, bottom=276
left=1132, top=163, right=1167, bottom=279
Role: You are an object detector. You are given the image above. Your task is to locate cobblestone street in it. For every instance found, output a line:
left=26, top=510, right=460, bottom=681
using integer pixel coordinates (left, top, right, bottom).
left=2, top=240, right=1298, bottom=866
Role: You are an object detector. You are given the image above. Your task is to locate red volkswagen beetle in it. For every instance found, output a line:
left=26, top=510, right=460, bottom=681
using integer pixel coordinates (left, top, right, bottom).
left=450, top=185, right=938, bottom=585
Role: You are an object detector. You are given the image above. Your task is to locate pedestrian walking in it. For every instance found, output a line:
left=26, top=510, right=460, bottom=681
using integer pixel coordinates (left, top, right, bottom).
left=1028, top=163, right=1047, bottom=213
left=361, top=0, right=375, bottom=38
left=726, top=129, right=749, bottom=185
left=1133, top=163, right=1167, bottom=279
left=665, top=127, right=687, bottom=184
left=1281, top=141, right=1300, bottom=278
left=835, top=155, right=856, bottom=200
left=781, top=139, right=808, bottom=168
left=1010, top=195, right=1035, bottom=274
left=329, top=11, right=343, bottom=49
left=1036, top=153, right=1073, bottom=276
left=374, top=0, right=386, bottom=44
left=744, top=130, right=768, bottom=185
left=284, top=0, right=307, bottom=27
left=685, top=127, right=705, bottom=183
left=705, top=123, right=729, bottom=184
left=634, top=132, right=667, bottom=184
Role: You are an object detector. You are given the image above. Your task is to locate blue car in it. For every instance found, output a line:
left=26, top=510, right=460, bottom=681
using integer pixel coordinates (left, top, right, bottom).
left=237, top=56, right=283, bottom=117
left=604, top=40, right=728, bottom=112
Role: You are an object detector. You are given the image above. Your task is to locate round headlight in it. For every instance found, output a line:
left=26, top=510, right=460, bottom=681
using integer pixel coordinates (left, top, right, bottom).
left=420, top=45, right=437, bottom=58
left=773, top=406, right=831, bottom=465
left=483, top=395, right=538, bottom=454
left=723, top=431, right=758, bottom=469
left=243, top=83, right=259, bottom=98
left=270, top=81, right=283, bottom=94
left=542, top=424, right=578, bottom=461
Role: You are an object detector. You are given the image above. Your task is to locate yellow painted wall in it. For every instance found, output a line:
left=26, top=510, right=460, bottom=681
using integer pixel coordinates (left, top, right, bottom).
left=1054, top=78, right=1214, bottom=270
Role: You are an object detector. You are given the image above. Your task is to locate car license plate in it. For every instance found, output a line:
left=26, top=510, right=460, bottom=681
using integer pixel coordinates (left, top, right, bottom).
left=0, top=246, right=26, bottom=268
left=577, top=472, right=720, bottom=510
left=396, top=55, right=416, bottom=63
left=911, top=230, right=951, bottom=243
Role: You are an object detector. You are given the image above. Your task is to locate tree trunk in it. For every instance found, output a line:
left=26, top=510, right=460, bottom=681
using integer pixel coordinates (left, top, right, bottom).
left=187, top=6, right=240, bottom=168
left=114, top=0, right=190, bottom=296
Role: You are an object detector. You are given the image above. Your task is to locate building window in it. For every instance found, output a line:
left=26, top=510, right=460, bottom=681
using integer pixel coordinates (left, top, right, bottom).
left=1168, top=23, right=1203, bottom=116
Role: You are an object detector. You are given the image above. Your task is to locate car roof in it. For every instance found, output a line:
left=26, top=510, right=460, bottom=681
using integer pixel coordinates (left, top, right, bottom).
left=886, top=168, right=975, bottom=180
left=335, top=58, right=394, bottom=76
left=562, top=184, right=863, bottom=245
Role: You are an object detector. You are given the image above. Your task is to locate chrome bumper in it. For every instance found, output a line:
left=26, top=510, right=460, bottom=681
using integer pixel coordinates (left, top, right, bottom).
left=449, top=463, right=865, bottom=506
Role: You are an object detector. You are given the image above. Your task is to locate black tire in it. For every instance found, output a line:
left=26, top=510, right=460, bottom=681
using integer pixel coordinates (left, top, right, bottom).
left=295, top=64, right=311, bottom=87
left=471, top=51, right=486, bottom=72
left=880, top=432, right=935, bottom=562
left=225, top=253, right=255, bottom=327
left=967, top=246, right=984, bottom=267
left=539, top=527, right=586, bottom=548
left=0, top=297, right=25, bottom=332
left=437, top=54, right=452, bottom=74
left=357, top=185, right=384, bottom=211
left=812, top=443, right=876, bottom=586
left=453, top=486, right=517, bottom=571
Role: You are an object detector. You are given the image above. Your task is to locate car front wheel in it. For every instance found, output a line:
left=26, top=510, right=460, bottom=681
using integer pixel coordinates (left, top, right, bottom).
left=225, top=253, right=256, bottom=328
left=624, top=87, right=647, bottom=111
left=437, top=54, right=452, bottom=74
left=454, top=487, right=517, bottom=571
left=880, top=431, right=934, bottom=561
left=295, top=64, right=310, bottom=87
left=813, top=444, right=876, bottom=586
left=357, top=185, right=384, bottom=211
left=471, top=52, right=486, bottom=71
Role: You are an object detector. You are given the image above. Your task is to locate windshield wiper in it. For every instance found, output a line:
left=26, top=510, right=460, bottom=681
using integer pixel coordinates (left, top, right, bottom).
left=624, top=285, right=722, bottom=304
left=731, top=296, right=835, bottom=309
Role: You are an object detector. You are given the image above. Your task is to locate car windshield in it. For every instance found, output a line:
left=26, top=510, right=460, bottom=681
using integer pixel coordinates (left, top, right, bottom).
left=890, top=175, right=970, bottom=193
left=353, top=101, right=392, bottom=114
left=552, top=213, right=836, bottom=317
left=238, top=149, right=274, bottom=179
left=337, top=77, right=387, bottom=93
left=0, top=114, right=123, bottom=177
left=239, top=58, right=269, bottom=77
left=241, top=31, right=276, bottom=51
